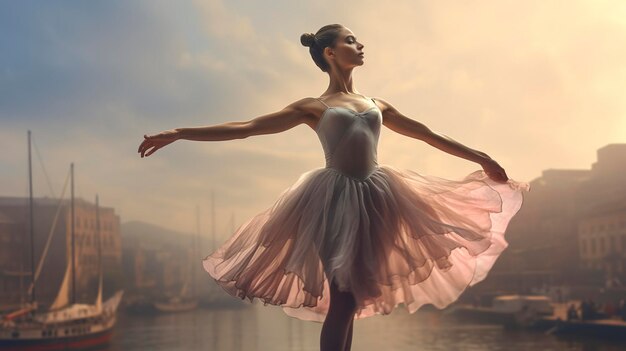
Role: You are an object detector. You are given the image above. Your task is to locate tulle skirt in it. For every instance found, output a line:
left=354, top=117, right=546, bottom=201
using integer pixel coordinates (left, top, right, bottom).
left=202, top=165, right=530, bottom=323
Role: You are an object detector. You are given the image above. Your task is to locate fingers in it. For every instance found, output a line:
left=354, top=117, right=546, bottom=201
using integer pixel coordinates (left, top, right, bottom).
left=139, top=134, right=161, bottom=157
left=141, top=146, right=154, bottom=158
left=139, top=138, right=155, bottom=158
left=485, top=167, right=509, bottom=183
left=138, top=135, right=151, bottom=152
left=138, top=140, right=149, bottom=157
left=145, top=146, right=160, bottom=157
left=492, top=163, right=509, bottom=183
left=499, top=167, right=509, bottom=182
left=138, top=140, right=148, bottom=153
left=496, top=170, right=508, bottom=183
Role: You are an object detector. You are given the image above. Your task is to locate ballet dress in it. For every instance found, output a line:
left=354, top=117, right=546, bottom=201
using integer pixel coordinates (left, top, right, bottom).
left=202, top=95, right=530, bottom=323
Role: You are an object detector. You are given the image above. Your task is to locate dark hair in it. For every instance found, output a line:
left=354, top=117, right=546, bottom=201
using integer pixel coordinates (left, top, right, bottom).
left=300, top=24, right=344, bottom=72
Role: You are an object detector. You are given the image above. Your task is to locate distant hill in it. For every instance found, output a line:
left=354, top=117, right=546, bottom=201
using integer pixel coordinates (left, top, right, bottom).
left=121, top=220, right=196, bottom=249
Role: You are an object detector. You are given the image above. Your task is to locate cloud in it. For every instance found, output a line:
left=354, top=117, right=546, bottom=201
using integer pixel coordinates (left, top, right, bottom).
left=2, top=0, right=625, bottom=236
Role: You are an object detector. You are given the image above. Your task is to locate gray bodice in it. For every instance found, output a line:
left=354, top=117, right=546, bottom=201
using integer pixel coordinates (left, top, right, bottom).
left=315, top=97, right=382, bottom=181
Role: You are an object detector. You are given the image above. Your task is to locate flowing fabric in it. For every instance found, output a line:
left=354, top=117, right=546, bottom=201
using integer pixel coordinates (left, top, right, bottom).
left=202, top=96, right=530, bottom=323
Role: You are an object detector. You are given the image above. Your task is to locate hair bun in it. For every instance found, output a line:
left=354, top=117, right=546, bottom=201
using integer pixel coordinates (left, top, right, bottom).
left=300, top=32, right=316, bottom=47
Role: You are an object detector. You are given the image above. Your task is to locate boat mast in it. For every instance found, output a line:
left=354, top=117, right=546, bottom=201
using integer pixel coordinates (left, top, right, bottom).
left=71, top=162, right=76, bottom=305
left=194, top=205, right=199, bottom=299
left=28, top=130, right=36, bottom=307
left=96, top=194, right=101, bottom=299
left=211, top=190, right=215, bottom=251
left=230, top=213, right=235, bottom=236
left=96, top=194, right=102, bottom=308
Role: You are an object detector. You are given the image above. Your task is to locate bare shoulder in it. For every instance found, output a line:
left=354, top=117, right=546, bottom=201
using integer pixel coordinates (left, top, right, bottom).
left=285, top=97, right=323, bottom=114
left=287, top=96, right=328, bottom=131
left=370, top=96, right=399, bottom=115
left=242, top=97, right=325, bottom=137
left=371, top=97, right=403, bottom=124
left=371, top=96, right=433, bottom=140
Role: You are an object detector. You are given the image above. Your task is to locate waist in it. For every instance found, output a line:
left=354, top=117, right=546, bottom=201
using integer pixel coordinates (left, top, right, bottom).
left=324, top=165, right=380, bottom=181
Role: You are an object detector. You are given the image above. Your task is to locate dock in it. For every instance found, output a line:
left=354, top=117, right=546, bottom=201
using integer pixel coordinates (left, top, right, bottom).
left=532, top=301, right=626, bottom=340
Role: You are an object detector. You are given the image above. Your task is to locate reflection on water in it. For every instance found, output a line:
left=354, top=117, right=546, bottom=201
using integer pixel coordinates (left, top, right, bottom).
left=106, top=301, right=626, bottom=351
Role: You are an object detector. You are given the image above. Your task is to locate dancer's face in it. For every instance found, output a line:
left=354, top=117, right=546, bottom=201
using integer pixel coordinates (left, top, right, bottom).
left=324, top=27, right=365, bottom=71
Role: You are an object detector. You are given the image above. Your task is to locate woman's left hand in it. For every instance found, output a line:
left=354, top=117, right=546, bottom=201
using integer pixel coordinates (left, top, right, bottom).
left=480, top=158, right=509, bottom=183
left=138, top=129, right=180, bottom=158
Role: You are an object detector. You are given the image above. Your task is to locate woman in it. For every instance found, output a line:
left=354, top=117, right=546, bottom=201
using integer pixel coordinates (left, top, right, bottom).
left=138, top=24, right=530, bottom=351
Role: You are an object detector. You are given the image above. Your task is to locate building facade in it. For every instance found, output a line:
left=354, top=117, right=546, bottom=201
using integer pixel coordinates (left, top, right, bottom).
left=578, top=199, right=626, bottom=286
left=483, top=144, right=626, bottom=293
left=0, top=196, right=122, bottom=311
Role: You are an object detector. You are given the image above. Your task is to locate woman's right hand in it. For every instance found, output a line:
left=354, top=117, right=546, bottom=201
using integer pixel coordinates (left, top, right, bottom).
left=138, top=129, right=180, bottom=158
left=480, top=158, right=509, bottom=183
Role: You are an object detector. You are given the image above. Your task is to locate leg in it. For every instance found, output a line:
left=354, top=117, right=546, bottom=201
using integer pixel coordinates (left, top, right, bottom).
left=320, top=278, right=357, bottom=351
left=343, top=318, right=354, bottom=351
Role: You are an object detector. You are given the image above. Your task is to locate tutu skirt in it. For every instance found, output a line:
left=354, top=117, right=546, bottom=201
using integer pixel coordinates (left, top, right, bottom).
left=202, top=165, right=530, bottom=322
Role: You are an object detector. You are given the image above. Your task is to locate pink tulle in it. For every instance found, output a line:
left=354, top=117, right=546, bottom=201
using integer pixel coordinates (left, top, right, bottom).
left=203, top=165, right=529, bottom=322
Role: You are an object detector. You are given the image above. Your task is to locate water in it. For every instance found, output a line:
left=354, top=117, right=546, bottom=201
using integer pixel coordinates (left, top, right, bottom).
left=105, top=302, right=626, bottom=351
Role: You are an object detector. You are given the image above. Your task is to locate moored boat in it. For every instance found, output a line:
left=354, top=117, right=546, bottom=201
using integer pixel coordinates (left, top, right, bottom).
left=0, top=132, right=124, bottom=350
left=444, top=294, right=554, bottom=328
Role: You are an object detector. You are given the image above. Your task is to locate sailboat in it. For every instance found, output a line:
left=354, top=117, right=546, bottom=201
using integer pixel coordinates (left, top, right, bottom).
left=152, top=281, right=198, bottom=313
left=199, top=191, right=248, bottom=309
left=152, top=205, right=200, bottom=313
left=0, top=131, right=124, bottom=350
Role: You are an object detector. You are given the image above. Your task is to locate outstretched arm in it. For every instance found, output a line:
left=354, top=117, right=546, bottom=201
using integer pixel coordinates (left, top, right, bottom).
left=374, top=97, right=509, bottom=182
left=138, top=98, right=312, bottom=158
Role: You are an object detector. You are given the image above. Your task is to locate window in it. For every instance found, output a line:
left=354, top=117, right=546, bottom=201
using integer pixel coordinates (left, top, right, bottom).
left=610, top=236, right=616, bottom=248
left=600, top=237, right=605, bottom=253
left=591, top=238, right=596, bottom=254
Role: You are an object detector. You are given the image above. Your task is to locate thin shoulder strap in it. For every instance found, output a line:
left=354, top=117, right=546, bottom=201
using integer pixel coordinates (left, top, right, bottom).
left=368, top=96, right=378, bottom=109
left=356, top=92, right=376, bottom=106
left=315, top=97, right=330, bottom=108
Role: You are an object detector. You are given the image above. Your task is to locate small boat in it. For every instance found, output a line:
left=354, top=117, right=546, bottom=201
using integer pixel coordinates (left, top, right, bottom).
left=153, top=205, right=201, bottom=314
left=544, top=317, right=626, bottom=340
left=153, top=280, right=199, bottom=313
left=444, top=294, right=554, bottom=328
left=153, top=296, right=199, bottom=313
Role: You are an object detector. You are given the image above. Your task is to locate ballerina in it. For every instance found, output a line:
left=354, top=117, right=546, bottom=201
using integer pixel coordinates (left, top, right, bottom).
left=138, top=24, right=529, bottom=351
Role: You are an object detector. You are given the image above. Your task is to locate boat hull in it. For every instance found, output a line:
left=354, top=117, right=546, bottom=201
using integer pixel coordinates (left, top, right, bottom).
left=538, top=317, right=626, bottom=340
left=447, top=305, right=520, bottom=327
left=153, top=300, right=198, bottom=313
left=0, top=328, right=113, bottom=351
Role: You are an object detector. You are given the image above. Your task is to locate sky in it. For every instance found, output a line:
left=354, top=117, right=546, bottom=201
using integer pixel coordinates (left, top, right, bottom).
left=2, top=0, right=625, bottom=244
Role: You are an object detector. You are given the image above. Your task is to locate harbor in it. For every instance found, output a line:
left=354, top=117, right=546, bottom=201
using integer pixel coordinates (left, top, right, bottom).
left=99, top=299, right=626, bottom=351
left=4, top=0, right=626, bottom=349
left=1, top=131, right=626, bottom=349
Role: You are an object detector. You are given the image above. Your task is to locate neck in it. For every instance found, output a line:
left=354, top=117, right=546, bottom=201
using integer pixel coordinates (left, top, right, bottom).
left=324, top=66, right=359, bottom=95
